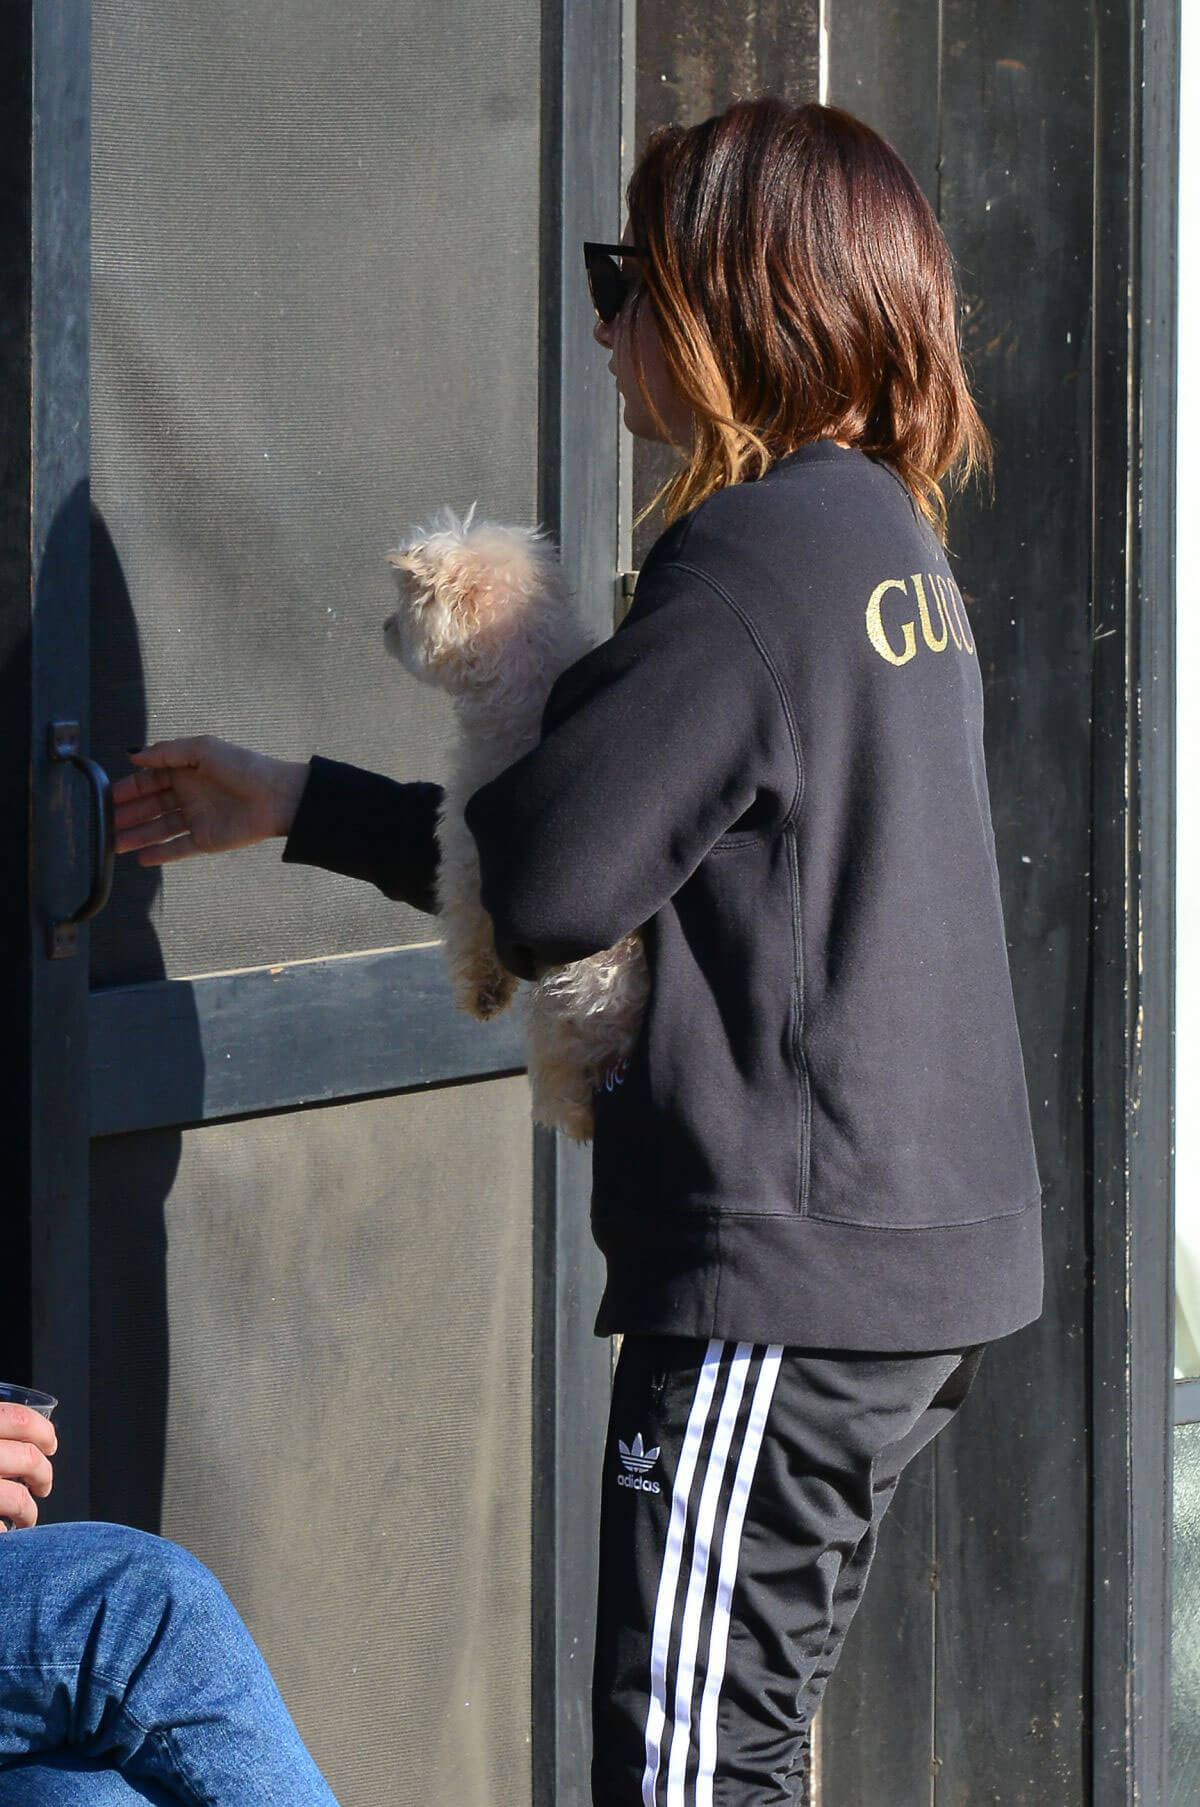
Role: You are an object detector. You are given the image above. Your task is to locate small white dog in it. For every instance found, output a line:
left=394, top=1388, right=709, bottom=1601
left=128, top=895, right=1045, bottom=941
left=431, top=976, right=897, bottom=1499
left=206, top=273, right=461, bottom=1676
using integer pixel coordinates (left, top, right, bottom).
left=383, top=502, right=651, bottom=1143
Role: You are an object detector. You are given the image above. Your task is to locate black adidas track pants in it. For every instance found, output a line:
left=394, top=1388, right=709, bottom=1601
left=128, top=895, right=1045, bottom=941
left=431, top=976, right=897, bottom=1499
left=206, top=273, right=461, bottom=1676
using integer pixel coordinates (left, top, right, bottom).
left=591, top=1335, right=989, bottom=1806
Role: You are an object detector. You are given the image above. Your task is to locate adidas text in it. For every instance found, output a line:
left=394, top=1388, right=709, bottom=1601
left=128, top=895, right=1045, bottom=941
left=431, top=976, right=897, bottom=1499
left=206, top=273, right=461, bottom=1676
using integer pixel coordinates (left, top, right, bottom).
left=617, top=1473, right=662, bottom=1493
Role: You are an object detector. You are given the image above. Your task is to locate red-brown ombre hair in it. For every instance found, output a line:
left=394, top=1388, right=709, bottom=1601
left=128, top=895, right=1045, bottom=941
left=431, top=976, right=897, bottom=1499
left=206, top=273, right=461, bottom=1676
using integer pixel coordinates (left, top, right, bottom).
left=623, top=96, right=993, bottom=544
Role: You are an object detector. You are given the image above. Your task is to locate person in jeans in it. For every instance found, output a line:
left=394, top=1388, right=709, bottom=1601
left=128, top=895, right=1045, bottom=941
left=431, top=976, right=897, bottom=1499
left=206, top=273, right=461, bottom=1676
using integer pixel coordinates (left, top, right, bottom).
left=110, top=98, right=1042, bottom=1802
left=0, top=1402, right=339, bottom=1804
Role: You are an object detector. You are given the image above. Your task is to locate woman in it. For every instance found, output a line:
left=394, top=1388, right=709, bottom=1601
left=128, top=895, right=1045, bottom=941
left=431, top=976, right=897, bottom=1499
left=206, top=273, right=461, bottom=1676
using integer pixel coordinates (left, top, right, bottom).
left=112, top=97, right=1043, bottom=1804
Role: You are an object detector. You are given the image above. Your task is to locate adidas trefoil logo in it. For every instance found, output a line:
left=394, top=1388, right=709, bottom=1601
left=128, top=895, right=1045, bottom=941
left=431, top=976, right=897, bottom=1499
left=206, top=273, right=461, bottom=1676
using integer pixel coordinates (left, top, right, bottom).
left=619, top=1433, right=659, bottom=1472
left=617, top=1432, right=662, bottom=1494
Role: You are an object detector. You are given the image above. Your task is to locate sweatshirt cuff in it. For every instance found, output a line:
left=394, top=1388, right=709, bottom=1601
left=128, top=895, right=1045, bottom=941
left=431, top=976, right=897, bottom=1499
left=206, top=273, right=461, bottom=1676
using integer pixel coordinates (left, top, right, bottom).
left=280, top=754, right=444, bottom=915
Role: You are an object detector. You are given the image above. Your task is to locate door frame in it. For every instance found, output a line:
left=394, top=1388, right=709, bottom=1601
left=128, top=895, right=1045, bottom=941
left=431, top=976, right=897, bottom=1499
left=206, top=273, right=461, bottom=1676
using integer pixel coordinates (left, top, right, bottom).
left=1, top=0, right=95, bottom=1503
left=1089, top=0, right=1179, bottom=1799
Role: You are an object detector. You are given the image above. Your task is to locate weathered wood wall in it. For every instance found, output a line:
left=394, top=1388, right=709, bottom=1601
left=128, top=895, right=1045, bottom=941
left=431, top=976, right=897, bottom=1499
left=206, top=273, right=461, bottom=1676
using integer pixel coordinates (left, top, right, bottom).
left=631, top=6, right=1097, bottom=1800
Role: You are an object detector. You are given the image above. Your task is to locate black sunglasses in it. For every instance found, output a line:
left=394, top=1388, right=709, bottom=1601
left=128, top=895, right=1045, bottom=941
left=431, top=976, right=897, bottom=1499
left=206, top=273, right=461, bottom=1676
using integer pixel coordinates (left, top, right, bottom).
left=584, top=240, right=648, bottom=324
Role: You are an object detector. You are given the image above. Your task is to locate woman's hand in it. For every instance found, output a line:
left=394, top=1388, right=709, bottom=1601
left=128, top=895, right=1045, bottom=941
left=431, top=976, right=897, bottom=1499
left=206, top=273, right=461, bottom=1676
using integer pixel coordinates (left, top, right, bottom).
left=112, top=738, right=310, bottom=866
left=0, top=1403, right=57, bottom=1531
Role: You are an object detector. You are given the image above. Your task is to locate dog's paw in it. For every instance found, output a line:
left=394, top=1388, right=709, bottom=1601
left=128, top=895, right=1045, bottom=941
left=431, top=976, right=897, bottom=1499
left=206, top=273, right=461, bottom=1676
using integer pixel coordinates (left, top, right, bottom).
left=458, top=953, right=518, bottom=1021
left=531, top=1093, right=595, bottom=1143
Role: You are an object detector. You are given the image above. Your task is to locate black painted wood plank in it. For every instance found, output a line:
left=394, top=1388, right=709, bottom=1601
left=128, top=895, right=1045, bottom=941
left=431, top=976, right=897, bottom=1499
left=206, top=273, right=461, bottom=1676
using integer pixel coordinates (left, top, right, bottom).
left=89, top=944, right=530, bottom=1136
left=828, top=0, right=942, bottom=205
left=933, top=3, right=1095, bottom=1801
left=814, top=10, right=943, bottom=1804
left=815, top=1459, right=937, bottom=1807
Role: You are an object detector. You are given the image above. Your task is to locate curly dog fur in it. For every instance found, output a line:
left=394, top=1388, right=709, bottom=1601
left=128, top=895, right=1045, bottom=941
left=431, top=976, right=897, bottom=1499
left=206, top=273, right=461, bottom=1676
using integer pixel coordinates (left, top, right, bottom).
left=383, top=502, right=650, bottom=1142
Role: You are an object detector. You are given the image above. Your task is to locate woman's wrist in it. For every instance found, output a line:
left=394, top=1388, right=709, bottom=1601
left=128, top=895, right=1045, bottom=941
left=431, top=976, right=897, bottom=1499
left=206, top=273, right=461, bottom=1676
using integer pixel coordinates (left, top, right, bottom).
left=265, top=756, right=311, bottom=839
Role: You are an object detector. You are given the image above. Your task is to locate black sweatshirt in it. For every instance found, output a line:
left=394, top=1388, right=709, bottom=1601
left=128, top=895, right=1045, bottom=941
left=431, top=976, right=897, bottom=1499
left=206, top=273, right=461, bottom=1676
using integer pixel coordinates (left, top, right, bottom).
left=282, top=440, right=1044, bottom=1350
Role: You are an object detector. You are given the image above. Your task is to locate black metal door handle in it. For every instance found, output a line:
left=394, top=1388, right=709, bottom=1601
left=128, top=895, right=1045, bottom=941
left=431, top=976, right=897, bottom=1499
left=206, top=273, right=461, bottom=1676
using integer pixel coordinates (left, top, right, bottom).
left=47, top=720, right=116, bottom=959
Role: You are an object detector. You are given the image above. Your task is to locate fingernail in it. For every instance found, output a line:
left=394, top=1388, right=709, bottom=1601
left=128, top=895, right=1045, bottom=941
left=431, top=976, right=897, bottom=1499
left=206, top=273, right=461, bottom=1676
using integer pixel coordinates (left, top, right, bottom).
left=126, top=746, right=142, bottom=755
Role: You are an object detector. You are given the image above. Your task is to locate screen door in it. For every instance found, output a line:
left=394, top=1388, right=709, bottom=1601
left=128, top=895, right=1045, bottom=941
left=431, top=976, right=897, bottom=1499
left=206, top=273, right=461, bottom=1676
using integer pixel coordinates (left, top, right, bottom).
left=12, top=3, right=622, bottom=1803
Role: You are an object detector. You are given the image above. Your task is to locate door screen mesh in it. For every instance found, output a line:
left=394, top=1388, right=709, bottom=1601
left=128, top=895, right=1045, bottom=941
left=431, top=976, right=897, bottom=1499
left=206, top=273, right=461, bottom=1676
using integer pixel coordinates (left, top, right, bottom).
left=87, top=7, right=542, bottom=1801
left=90, top=0, right=542, bottom=982
left=90, top=1079, right=533, bottom=1807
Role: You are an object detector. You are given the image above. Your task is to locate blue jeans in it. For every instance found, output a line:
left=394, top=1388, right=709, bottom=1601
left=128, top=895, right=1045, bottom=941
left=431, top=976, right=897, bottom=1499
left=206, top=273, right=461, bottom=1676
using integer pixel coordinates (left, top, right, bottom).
left=0, top=1522, right=340, bottom=1805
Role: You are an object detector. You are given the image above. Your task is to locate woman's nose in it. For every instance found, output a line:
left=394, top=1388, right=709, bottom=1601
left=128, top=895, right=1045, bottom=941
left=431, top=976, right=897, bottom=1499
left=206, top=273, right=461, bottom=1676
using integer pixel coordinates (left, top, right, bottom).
left=593, top=314, right=613, bottom=349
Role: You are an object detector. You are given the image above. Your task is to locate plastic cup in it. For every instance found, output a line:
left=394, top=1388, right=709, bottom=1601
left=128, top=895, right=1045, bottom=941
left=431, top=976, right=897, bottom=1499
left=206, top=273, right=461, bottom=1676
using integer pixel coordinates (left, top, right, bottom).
left=0, top=1383, right=58, bottom=1419
left=0, top=1382, right=58, bottom=1530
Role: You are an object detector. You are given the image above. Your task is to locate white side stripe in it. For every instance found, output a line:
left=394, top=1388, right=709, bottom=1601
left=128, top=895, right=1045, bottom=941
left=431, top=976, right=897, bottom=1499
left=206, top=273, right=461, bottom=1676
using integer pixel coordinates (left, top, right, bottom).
left=641, top=1340, right=725, bottom=1807
left=664, top=1342, right=753, bottom=1807
left=694, top=1344, right=784, bottom=1807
